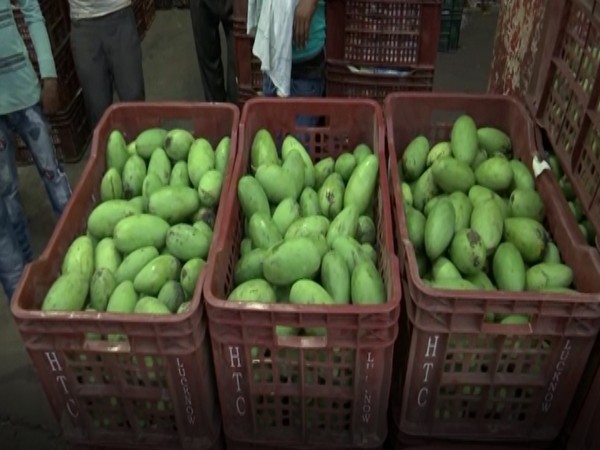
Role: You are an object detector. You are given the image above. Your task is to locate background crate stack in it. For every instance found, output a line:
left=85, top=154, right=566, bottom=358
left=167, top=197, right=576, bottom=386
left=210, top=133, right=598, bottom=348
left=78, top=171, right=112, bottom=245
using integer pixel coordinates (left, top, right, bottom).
left=525, top=1, right=600, bottom=447
left=12, top=0, right=91, bottom=164
left=385, top=92, right=600, bottom=446
left=325, top=0, right=441, bottom=103
left=527, top=0, right=600, bottom=246
left=439, top=0, right=464, bottom=52
left=233, top=0, right=263, bottom=106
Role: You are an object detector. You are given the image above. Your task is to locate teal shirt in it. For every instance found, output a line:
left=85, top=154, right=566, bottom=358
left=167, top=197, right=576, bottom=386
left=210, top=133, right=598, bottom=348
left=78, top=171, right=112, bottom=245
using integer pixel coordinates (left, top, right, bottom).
left=292, top=0, right=326, bottom=63
left=0, top=0, right=56, bottom=115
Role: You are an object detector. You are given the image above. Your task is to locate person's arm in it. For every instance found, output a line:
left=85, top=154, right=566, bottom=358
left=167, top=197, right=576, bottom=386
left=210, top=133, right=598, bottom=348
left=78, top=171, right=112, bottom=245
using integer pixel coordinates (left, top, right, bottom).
left=18, top=0, right=60, bottom=113
left=294, top=0, right=318, bottom=49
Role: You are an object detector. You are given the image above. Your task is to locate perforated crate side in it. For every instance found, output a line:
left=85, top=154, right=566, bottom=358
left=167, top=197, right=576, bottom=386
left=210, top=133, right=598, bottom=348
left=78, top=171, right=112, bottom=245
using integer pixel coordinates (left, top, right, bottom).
left=11, top=102, right=240, bottom=449
left=384, top=92, right=600, bottom=442
left=204, top=98, right=401, bottom=448
left=531, top=0, right=600, bottom=239
left=326, top=0, right=442, bottom=67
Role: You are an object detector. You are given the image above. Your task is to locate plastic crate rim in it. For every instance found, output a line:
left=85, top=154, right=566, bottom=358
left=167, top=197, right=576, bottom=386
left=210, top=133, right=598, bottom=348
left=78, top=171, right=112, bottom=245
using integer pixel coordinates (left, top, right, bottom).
left=91, top=101, right=241, bottom=147
left=240, top=95, right=385, bottom=120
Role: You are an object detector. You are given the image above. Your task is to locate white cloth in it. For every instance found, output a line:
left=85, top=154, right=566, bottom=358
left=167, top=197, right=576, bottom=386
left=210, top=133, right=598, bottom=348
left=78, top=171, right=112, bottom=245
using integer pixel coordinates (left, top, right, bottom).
left=247, top=0, right=298, bottom=97
left=68, top=0, right=131, bottom=20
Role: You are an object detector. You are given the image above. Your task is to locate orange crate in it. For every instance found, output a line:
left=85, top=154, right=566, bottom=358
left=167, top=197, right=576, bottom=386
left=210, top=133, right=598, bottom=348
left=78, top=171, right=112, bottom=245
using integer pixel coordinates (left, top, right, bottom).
left=204, top=97, right=401, bottom=448
left=385, top=92, right=600, bottom=442
left=530, top=0, right=600, bottom=240
left=11, top=102, right=240, bottom=449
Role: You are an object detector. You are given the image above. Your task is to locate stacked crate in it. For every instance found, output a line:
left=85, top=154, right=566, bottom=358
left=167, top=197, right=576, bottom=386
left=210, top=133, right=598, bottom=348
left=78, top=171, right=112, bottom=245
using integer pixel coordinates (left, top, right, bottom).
left=525, top=1, right=600, bottom=447
left=439, top=0, right=464, bottom=51
left=12, top=0, right=91, bottom=164
left=233, top=0, right=263, bottom=106
left=132, top=0, right=156, bottom=40
left=325, top=0, right=441, bottom=103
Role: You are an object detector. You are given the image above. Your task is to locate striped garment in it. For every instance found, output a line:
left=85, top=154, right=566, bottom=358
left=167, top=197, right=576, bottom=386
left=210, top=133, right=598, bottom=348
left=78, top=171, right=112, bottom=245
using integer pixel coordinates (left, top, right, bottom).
left=0, top=0, right=56, bottom=115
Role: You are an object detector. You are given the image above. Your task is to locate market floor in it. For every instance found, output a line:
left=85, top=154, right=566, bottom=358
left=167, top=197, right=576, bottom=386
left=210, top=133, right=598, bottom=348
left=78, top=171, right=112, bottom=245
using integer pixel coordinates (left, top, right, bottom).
left=0, top=8, right=498, bottom=449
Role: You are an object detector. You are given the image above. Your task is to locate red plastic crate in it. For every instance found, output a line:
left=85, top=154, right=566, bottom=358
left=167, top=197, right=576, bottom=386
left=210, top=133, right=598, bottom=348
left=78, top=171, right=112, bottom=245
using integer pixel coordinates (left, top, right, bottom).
left=567, top=353, right=600, bottom=449
left=14, top=8, right=80, bottom=106
left=225, top=436, right=379, bottom=450
left=326, top=60, right=434, bottom=103
left=234, top=36, right=263, bottom=107
left=10, top=102, right=240, bottom=449
left=529, top=0, right=600, bottom=240
left=385, top=92, right=600, bottom=442
left=386, top=414, right=546, bottom=450
left=143, top=0, right=156, bottom=29
left=204, top=97, right=401, bottom=448
left=326, top=0, right=442, bottom=67
left=233, top=0, right=248, bottom=24
left=68, top=433, right=225, bottom=450
left=14, top=88, right=91, bottom=166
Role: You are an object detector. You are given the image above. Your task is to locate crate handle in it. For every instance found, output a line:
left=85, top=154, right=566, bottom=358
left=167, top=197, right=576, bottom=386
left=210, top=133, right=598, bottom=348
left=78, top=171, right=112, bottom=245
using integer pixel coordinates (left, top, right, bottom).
left=276, top=333, right=328, bottom=349
left=83, top=336, right=132, bottom=353
left=481, top=321, right=533, bottom=335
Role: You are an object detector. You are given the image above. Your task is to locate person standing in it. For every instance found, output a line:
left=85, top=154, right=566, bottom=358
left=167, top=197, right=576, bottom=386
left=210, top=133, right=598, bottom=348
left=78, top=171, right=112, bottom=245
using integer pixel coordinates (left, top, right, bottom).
left=68, top=0, right=146, bottom=127
left=263, top=0, right=326, bottom=101
left=253, top=0, right=325, bottom=126
left=190, top=0, right=239, bottom=103
left=0, top=0, right=72, bottom=300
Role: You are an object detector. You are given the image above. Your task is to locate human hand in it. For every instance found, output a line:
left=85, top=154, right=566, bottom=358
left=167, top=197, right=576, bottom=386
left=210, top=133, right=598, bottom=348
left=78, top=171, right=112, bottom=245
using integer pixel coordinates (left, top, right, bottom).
left=294, top=0, right=318, bottom=49
left=41, top=78, right=60, bottom=114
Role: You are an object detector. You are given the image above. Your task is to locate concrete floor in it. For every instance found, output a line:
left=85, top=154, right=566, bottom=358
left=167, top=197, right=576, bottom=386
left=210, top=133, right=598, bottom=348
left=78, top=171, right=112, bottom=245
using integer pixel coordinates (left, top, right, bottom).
left=0, top=8, right=498, bottom=449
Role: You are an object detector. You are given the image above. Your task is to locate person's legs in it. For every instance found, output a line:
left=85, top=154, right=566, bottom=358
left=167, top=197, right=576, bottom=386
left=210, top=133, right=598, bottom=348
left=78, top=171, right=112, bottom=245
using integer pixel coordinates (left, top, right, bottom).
left=0, top=116, right=34, bottom=263
left=70, top=17, right=114, bottom=127
left=190, top=0, right=227, bottom=102
left=290, top=76, right=325, bottom=127
left=0, top=198, right=26, bottom=302
left=262, top=74, right=277, bottom=97
left=105, top=7, right=146, bottom=103
left=10, top=105, right=72, bottom=217
left=221, top=0, right=239, bottom=104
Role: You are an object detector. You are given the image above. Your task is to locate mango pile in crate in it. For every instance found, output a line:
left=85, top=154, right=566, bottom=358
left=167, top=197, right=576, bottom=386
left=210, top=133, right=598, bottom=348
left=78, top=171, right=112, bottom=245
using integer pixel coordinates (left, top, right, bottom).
left=399, top=116, right=580, bottom=322
left=230, top=129, right=386, bottom=319
left=42, top=128, right=231, bottom=315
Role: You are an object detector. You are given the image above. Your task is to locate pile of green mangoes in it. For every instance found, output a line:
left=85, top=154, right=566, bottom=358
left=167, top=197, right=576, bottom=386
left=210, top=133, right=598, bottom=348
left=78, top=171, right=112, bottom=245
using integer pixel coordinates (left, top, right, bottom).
left=41, top=127, right=231, bottom=316
left=228, top=129, right=386, bottom=332
left=548, top=155, right=597, bottom=246
left=399, top=115, right=579, bottom=322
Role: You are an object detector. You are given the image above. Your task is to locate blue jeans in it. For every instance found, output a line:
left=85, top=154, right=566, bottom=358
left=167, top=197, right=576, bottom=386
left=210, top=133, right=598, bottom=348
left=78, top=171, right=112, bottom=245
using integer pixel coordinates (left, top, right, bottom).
left=0, top=199, right=24, bottom=301
left=263, top=74, right=325, bottom=127
left=0, top=104, right=72, bottom=300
